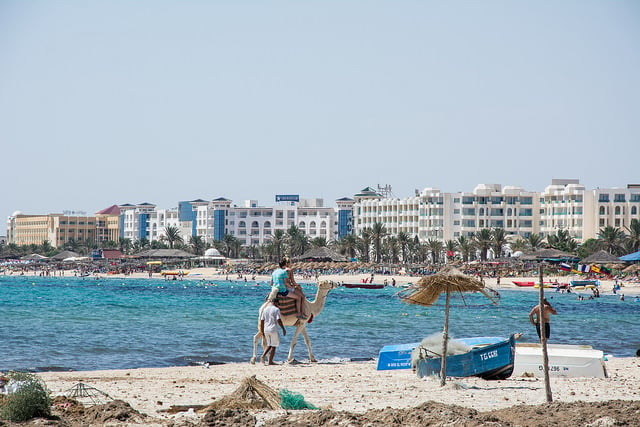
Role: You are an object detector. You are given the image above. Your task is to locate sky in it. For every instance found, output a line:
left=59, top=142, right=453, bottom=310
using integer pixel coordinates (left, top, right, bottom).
left=2, top=1, right=639, bottom=234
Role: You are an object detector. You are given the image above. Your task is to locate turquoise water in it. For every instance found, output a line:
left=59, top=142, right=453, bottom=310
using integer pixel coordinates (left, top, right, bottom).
left=1, top=276, right=638, bottom=372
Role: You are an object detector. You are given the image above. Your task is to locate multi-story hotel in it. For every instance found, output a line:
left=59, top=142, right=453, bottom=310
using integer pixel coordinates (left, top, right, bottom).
left=6, top=181, right=640, bottom=249
left=353, top=180, right=640, bottom=244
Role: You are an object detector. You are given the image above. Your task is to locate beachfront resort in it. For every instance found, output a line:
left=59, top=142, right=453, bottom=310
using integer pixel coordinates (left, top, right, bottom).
left=4, top=179, right=639, bottom=255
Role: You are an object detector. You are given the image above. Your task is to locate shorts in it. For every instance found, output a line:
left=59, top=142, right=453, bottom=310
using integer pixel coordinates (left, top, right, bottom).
left=278, top=290, right=289, bottom=297
left=535, top=322, right=551, bottom=339
left=264, top=332, right=280, bottom=347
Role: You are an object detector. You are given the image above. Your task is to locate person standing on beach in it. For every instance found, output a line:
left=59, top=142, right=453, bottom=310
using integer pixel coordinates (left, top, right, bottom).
left=529, top=298, right=557, bottom=340
left=259, top=299, right=286, bottom=365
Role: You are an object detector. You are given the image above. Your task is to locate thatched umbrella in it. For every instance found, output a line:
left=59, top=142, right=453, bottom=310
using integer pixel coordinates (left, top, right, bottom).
left=399, top=266, right=498, bottom=386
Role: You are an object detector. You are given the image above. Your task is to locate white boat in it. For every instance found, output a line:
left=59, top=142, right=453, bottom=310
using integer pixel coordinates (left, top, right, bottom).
left=512, top=343, right=607, bottom=378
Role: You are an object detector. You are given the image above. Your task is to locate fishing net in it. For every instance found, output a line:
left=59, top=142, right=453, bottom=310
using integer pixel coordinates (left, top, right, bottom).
left=279, top=389, right=318, bottom=410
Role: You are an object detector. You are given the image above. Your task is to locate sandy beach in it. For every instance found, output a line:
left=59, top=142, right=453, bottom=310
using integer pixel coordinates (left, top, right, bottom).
left=36, top=356, right=640, bottom=426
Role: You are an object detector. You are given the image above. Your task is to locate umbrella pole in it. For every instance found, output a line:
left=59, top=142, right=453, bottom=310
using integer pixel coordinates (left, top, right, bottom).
left=440, top=289, right=450, bottom=386
left=539, top=264, right=553, bottom=402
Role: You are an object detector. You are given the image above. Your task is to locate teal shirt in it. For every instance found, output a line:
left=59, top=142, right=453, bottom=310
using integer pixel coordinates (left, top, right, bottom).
left=271, top=268, right=288, bottom=293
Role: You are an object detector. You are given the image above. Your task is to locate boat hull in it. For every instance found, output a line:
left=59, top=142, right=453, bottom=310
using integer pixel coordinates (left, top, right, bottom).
left=342, top=283, right=385, bottom=289
left=415, top=335, right=516, bottom=380
left=512, top=343, right=607, bottom=378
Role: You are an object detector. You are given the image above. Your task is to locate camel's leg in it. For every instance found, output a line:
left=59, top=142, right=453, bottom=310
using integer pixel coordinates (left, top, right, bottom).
left=250, top=331, right=262, bottom=364
left=300, top=327, right=316, bottom=363
left=287, top=325, right=304, bottom=363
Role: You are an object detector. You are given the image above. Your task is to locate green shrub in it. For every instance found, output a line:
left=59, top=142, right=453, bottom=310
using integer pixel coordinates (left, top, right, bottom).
left=0, top=372, right=51, bottom=422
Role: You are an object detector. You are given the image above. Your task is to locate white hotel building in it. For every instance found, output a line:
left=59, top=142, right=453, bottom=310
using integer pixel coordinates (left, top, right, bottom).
left=119, top=196, right=339, bottom=247
left=354, top=180, right=640, bottom=243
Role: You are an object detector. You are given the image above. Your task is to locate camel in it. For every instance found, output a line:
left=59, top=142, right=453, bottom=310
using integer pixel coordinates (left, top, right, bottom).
left=250, top=280, right=337, bottom=364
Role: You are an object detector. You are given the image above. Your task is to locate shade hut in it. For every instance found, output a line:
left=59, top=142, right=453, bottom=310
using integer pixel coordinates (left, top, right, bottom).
left=399, top=266, right=499, bottom=386
left=580, top=250, right=625, bottom=264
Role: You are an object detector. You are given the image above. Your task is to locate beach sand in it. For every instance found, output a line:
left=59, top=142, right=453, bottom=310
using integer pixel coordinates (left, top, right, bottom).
left=36, top=356, right=640, bottom=426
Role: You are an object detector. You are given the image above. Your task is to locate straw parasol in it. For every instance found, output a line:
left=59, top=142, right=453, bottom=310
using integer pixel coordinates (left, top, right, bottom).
left=399, top=266, right=499, bottom=386
left=580, top=250, right=625, bottom=264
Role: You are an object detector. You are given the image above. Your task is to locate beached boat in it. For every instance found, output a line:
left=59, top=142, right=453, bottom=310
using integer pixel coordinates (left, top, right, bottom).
left=570, top=280, right=599, bottom=288
left=413, top=335, right=517, bottom=380
left=512, top=342, right=607, bottom=378
left=512, top=281, right=535, bottom=287
left=342, top=283, right=385, bottom=289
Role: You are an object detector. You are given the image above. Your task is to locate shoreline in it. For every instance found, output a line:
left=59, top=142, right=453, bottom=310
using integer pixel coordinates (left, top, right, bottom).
left=36, top=357, right=640, bottom=424
left=9, top=267, right=639, bottom=296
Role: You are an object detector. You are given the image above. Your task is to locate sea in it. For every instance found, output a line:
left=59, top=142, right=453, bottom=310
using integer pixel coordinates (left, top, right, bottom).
left=1, top=275, right=639, bottom=372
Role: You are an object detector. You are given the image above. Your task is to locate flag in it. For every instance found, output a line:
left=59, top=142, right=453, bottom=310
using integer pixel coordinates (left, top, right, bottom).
left=578, top=264, right=590, bottom=273
left=600, top=265, right=612, bottom=275
left=590, top=265, right=601, bottom=274
left=558, top=263, right=571, bottom=272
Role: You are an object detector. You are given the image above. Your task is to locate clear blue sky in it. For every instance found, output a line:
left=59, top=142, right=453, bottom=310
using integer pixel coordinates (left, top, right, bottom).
left=2, top=1, right=639, bottom=234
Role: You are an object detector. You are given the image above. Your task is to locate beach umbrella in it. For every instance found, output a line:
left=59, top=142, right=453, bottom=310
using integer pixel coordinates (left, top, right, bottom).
left=580, top=250, right=625, bottom=264
left=399, top=266, right=499, bottom=386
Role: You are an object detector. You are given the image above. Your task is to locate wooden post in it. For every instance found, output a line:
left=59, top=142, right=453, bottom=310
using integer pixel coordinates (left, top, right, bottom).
left=539, top=264, right=553, bottom=402
left=440, top=289, right=450, bottom=386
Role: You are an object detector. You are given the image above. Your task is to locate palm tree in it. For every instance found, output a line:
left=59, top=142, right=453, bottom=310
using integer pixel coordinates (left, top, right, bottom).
left=311, top=237, right=328, bottom=248
left=444, top=239, right=458, bottom=262
left=222, top=234, right=238, bottom=257
left=397, top=231, right=411, bottom=264
left=491, top=228, right=508, bottom=259
left=119, top=238, right=132, bottom=255
left=510, top=238, right=528, bottom=252
left=163, top=225, right=183, bottom=249
left=385, top=236, right=400, bottom=263
left=426, top=239, right=444, bottom=264
left=527, top=234, right=544, bottom=251
left=189, top=235, right=205, bottom=256
left=473, top=229, right=493, bottom=261
left=597, top=226, right=626, bottom=255
left=370, top=222, right=388, bottom=263
left=286, top=225, right=309, bottom=257
left=357, top=228, right=373, bottom=262
left=337, top=234, right=358, bottom=260
left=625, top=218, right=640, bottom=252
left=456, top=235, right=474, bottom=262
left=268, top=229, right=287, bottom=261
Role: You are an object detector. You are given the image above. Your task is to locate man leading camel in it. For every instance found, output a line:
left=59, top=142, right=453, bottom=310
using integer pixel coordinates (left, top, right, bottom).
left=272, top=258, right=306, bottom=319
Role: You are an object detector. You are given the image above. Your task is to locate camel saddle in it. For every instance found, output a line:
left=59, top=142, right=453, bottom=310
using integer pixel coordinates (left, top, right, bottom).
left=275, top=295, right=298, bottom=317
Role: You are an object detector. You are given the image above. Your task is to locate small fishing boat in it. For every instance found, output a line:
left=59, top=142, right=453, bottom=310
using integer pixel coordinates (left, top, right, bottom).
left=512, top=281, right=535, bottom=287
left=414, top=335, right=517, bottom=380
left=342, top=283, right=385, bottom=289
left=512, top=342, right=607, bottom=378
left=570, top=280, right=599, bottom=288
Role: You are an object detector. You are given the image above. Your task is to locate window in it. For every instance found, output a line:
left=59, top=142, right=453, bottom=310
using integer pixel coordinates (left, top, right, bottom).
left=599, top=206, right=605, bottom=215
left=614, top=194, right=625, bottom=202
left=615, top=206, right=621, bottom=215
left=632, top=206, right=638, bottom=215
left=521, top=197, right=533, bottom=205
left=599, top=194, right=610, bottom=202
left=239, top=221, right=246, bottom=228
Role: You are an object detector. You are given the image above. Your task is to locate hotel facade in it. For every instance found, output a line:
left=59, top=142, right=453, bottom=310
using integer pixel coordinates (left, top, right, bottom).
left=6, top=180, right=639, bottom=249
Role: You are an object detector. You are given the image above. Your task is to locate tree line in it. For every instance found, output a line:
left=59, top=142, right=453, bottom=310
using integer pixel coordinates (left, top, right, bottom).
left=2, top=220, right=639, bottom=264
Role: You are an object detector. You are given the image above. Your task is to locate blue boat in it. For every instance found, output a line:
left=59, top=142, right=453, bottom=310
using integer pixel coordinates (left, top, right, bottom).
left=414, top=334, right=516, bottom=380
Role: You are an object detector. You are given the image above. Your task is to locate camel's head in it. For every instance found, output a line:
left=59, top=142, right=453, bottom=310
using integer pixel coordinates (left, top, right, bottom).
left=318, top=280, right=338, bottom=291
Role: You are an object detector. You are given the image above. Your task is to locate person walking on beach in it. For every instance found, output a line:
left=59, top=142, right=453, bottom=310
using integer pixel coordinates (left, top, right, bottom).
left=259, top=298, right=286, bottom=365
left=272, top=258, right=306, bottom=319
left=529, top=298, right=557, bottom=340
